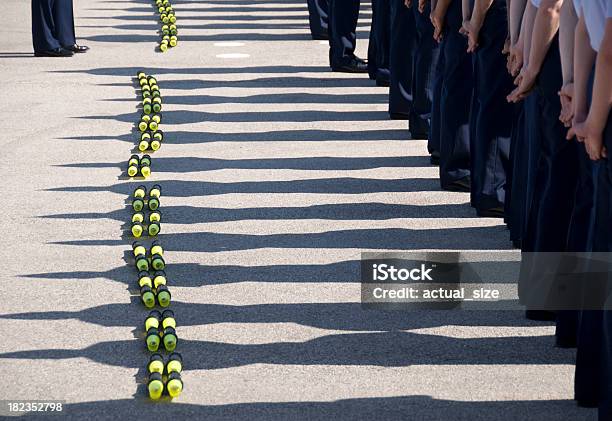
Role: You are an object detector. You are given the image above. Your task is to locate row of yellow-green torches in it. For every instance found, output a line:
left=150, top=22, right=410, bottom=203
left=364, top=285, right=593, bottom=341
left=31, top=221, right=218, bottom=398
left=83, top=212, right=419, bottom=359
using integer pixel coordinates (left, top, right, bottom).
left=128, top=75, right=183, bottom=399
left=131, top=183, right=183, bottom=400
left=154, top=0, right=178, bottom=52
left=128, top=72, right=165, bottom=178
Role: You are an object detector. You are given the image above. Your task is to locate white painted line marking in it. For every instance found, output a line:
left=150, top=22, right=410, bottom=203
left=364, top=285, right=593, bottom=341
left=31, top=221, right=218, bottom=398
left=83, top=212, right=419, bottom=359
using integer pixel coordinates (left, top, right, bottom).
left=214, top=42, right=246, bottom=47
left=319, top=41, right=328, bottom=45
left=216, top=53, right=250, bottom=58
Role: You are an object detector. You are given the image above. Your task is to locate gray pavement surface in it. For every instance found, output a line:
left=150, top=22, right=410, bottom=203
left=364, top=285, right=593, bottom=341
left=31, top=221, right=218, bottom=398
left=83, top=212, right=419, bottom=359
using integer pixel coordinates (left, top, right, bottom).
left=0, top=0, right=596, bottom=419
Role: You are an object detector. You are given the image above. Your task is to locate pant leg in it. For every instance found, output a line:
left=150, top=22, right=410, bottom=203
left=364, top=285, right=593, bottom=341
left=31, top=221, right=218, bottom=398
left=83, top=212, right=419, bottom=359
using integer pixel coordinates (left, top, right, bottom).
left=367, top=0, right=379, bottom=79
left=51, top=0, right=75, bottom=47
left=409, top=3, right=436, bottom=138
left=307, top=0, right=329, bottom=39
left=375, top=0, right=391, bottom=83
left=31, top=0, right=60, bottom=52
left=428, top=37, right=445, bottom=155
left=597, top=112, right=612, bottom=419
left=523, top=35, right=578, bottom=253
left=469, top=1, right=513, bottom=210
left=438, top=0, right=472, bottom=187
left=328, top=0, right=360, bottom=68
left=388, top=0, right=415, bottom=118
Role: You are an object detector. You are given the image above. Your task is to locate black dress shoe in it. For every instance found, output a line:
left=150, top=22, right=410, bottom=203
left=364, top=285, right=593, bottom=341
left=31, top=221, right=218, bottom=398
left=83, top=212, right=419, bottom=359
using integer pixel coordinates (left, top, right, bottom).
left=442, top=176, right=471, bottom=192
left=34, top=47, right=73, bottom=57
left=389, top=112, right=410, bottom=120
left=430, top=151, right=440, bottom=166
left=476, top=206, right=505, bottom=218
left=525, top=310, right=556, bottom=321
left=331, top=56, right=368, bottom=73
left=375, top=78, right=390, bottom=87
left=409, top=131, right=429, bottom=140
left=64, top=44, right=89, bottom=53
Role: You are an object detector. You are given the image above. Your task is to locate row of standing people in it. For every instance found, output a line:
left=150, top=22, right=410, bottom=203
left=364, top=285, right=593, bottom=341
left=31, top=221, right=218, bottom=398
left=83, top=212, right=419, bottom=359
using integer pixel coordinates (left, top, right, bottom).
left=307, top=0, right=611, bottom=417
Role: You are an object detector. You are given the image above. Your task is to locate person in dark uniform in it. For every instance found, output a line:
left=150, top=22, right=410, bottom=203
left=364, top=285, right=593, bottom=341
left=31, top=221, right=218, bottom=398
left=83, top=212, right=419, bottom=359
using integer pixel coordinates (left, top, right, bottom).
left=408, top=0, right=437, bottom=138
left=565, top=0, right=612, bottom=412
left=433, top=0, right=473, bottom=192
left=508, top=0, right=578, bottom=252
left=32, top=0, right=88, bottom=57
left=389, top=0, right=416, bottom=119
left=307, top=0, right=329, bottom=40
left=328, top=0, right=367, bottom=72
left=367, top=0, right=391, bottom=85
left=464, top=0, right=514, bottom=217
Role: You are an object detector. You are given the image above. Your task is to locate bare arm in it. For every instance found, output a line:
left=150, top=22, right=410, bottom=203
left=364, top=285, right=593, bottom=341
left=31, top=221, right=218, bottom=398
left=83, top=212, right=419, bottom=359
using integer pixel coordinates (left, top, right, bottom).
left=571, top=14, right=597, bottom=124
left=506, top=2, right=538, bottom=102
left=522, top=1, right=537, bottom=67
left=431, top=0, right=453, bottom=41
left=557, top=0, right=578, bottom=125
left=573, top=18, right=612, bottom=159
left=559, top=0, right=577, bottom=84
left=462, top=0, right=472, bottom=21
left=510, top=0, right=527, bottom=44
left=526, top=0, right=563, bottom=77
left=466, top=0, right=494, bottom=51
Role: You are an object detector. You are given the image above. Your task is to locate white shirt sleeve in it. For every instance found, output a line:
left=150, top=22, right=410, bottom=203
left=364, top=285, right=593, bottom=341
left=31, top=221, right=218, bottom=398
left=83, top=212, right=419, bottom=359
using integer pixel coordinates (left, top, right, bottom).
left=531, top=0, right=541, bottom=8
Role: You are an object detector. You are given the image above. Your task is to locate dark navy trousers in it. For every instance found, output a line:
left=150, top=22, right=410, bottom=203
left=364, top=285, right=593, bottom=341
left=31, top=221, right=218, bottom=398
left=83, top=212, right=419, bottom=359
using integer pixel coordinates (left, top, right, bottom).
left=31, top=0, right=76, bottom=52
left=367, top=0, right=390, bottom=82
left=409, top=3, right=437, bottom=138
left=429, top=36, right=445, bottom=156
left=328, top=0, right=360, bottom=68
left=599, top=115, right=612, bottom=417
left=307, top=0, right=329, bottom=39
left=522, top=35, right=578, bottom=253
left=438, top=0, right=472, bottom=187
left=388, top=0, right=415, bottom=118
left=469, top=1, right=513, bottom=210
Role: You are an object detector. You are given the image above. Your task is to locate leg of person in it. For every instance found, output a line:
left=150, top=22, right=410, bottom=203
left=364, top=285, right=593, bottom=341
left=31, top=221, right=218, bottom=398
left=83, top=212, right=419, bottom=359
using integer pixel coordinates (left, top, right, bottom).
left=523, top=36, right=578, bottom=253
left=575, top=69, right=609, bottom=410
left=367, top=0, right=379, bottom=79
left=598, top=113, right=612, bottom=418
left=307, top=0, right=329, bottom=40
left=408, top=2, right=436, bottom=139
left=51, top=0, right=76, bottom=49
left=388, top=0, right=416, bottom=119
left=375, top=0, right=391, bottom=85
left=438, top=0, right=472, bottom=191
left=328, top=0, right=363, bottom=71
left=428, top=38, right=445, bottom=165
left=470, top=1, right=513, bottom=217
left=31, top=0, right=67, bottom=56
left=506, top=104, right=525, bottom=246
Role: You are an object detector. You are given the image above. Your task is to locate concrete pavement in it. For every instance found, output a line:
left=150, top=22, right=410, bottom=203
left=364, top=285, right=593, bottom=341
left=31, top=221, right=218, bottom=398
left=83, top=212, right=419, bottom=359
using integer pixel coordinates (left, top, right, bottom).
left=0, top=0, right=595, bottom=419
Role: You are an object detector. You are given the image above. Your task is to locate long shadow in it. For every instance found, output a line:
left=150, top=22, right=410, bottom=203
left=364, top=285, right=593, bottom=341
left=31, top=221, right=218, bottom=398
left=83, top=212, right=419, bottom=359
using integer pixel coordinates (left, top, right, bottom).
left=79, top=109, right=388, bottom=124
left=52, top=65, right=331, bottom=76
left=57, top=156, right=432, bottom=172
left=24, top=397, right=593, bottom=421
left=82, top=33, right=331, bottom=43
left=80, top=22, right=319, bottom=30
left=46, top=178, right=443, bottom=196
left=98, top=76, right=376, bottom=89
left=21, top=255, right=519, bottom=287
left=51, top=226, right=512, bottom=251
left=60, top=129, right=410, bottom=144
left=39, top=202, right=474, bottom=224
left=0, top=302, right=543, bottom=331
left=90, top=6, right=310, bottom=13
left=104, top=92, right=388, bottom=105
left=0, top=332, right=574, bottom=369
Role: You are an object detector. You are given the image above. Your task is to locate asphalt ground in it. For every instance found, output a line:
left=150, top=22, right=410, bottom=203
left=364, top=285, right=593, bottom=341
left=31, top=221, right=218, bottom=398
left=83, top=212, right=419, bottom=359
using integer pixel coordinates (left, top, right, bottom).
left=0, top=0, right=596, bottom=419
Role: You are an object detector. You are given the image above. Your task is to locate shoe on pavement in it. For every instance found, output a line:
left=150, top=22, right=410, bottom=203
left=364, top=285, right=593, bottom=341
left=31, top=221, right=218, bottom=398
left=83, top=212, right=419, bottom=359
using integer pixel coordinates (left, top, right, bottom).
left=34, top=47, right=73, bottom=57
